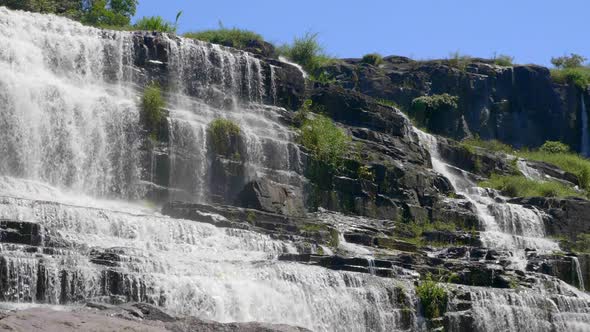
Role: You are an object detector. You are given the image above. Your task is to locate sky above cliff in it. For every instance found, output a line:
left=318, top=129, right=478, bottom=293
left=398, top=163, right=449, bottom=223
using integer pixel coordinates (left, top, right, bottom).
left=134, top=0, right=589, bottom=67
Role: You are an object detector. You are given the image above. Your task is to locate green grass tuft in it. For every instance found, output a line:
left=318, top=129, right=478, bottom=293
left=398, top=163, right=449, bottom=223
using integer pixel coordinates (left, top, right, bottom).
left=299, top=114, right=351, bottom=169
left=416, top=276, right=448, bottom=319
left=479, top=174, right=584, bottom=198
left=184, top=28, right=264, bottom=49
left=277, top=32, right=335, bottom=77
left=493, top=54, right=514, bottom=67
left=461, top=137, right=514, bottom=154
left=361, top=53, right=383, bottom=66
left=134, top=16, right=176, bottom=33
left=515, top=151, right=590, bottom=192
left=207, top=118, right=241, bottom=156
left=141, top=82, right=164, bottom=133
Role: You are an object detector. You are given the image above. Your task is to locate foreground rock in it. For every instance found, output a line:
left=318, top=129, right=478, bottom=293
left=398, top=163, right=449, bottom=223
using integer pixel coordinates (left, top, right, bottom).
left=0, top=303, right=310, bottom=332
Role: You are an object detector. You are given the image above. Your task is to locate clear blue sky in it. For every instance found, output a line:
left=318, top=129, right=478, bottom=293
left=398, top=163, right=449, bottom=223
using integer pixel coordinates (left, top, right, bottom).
left=134, top=0, right=588, bottom=66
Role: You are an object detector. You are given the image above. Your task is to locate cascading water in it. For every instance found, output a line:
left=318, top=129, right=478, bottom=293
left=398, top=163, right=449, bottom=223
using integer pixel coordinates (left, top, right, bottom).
left=581, top=94, right=589, bottom=157
left=413, top=130, right=559, bottom=268
left=0, top=7, right=419, bottom=331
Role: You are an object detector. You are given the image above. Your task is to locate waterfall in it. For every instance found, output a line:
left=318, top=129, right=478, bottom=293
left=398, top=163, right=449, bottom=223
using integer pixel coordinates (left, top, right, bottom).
left=581, top=94, right=589, bottom=157
left=413, top=129, right=558, bottom=268
left=0, top=7, right=420, bottom=331
left=572, top=256, right=586, bottom=291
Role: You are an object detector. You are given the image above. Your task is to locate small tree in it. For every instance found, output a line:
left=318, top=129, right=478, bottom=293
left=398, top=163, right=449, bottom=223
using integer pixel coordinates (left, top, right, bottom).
left=551, top=53, right=587, bottom=69
left=539, top=141, right=570, bottom=154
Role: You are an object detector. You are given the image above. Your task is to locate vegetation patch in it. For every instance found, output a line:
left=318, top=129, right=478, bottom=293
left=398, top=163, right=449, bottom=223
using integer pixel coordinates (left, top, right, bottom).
left=207, top=118, right=241, bottom=157
left=184, top=27, right=264, bottom=50
left=299, top=115, right=351, bottom=169
left=277, top=32, right=335, bottom=79
left=493, top=54, right=514, bottom=67
left=447, top=51, right=472, bottom=71
left=550, top=53, right=590, bottom=89
left=134, top=15, right=177, bottom=33
left=479, top=174, right=584, bottom=198
left=416, top=276, right=448, bottom=319
left=141, top=82, right=165, bottom=136
left=361, top=53, right=383, bottom=66
left=516, top=150, right=590, bottom=192
left=461, top=137, right=514, bottom=154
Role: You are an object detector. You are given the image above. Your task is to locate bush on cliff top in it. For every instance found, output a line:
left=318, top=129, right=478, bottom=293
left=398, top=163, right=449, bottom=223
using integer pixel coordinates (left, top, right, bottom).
left=550, top=67, right=590, bottom=89
left=479, top=174, right=584, bottom=198
left=184, top=27, right=264, bottom=50
left=134, top=15, right=176, bottom=33
left=207, top=118, right=241, bottom=156
left=493, top=54, right=514, bottom=67
left=278, top=32, right=334, bottom=77
left=361, top=53, right=383, bottom=66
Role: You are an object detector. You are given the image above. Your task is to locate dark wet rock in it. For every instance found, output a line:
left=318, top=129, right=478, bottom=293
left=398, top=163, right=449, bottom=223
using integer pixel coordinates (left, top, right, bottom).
left=323, top=57, right=589, bottom=153
left=237, top=179, right=305, bottom=216
left=0, top=220, right=42, bottom=246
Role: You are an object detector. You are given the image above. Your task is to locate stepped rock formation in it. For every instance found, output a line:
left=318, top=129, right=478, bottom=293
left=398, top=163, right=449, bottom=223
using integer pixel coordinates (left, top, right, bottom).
left=0, top=6, right=589, bottom=332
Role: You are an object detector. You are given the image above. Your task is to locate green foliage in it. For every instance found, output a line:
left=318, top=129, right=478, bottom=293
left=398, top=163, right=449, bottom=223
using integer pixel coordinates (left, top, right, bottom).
left=551, top=53, right=587, bottom=69
left=447, top=51, right=471, bottom=71
left=361, top=53, right=383, bottom=66
left=412, top=94, right=459, bottom=112
left=299, top=115, right=351, bottom=169
left=134, top=16, right=176, bottom=33
left=493, top=54, right=514, bottom=67
left=82, top=0, right=133, bottom=27
left=461, top=137, right=514, bottom=154
left=141, top=82, right=164, bottom=133
left=539, top=141, right=570, bottom=154
left=207, top=118, right=241, bottom=156
left=0, top=0, right=81, bottom=15
left=184, top=27, right=264, bottom=50
left=573, top=233, right=590, bottom=253
left=550, top=67, right=590, bottom=89
left=377, top=99, right=401, bottom=109
left=246, top=210, right=256, bottom=224
left=479, top=174, right=584, bottom=198
left=357, top=165, right=375, bottom=182
left=293, top=99, right=313, bottom=127
left=516, top=150, right=590, bottom=192
left=447, top=273, right=461, bottom=284
left=416, top=276, right=448, bottom=319
left=278, top=32, right=334, bottom=75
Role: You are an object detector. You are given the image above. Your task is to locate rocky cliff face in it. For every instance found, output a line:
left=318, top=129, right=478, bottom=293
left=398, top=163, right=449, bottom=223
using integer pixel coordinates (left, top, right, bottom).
left=324, top=56, right=590, bottom=151
left=0, top=6, right=589, bottom=332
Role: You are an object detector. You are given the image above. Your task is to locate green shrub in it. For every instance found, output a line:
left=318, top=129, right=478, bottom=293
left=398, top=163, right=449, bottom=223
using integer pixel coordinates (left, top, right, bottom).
left=134, top=16, right=176, bottom=33
left=539, top=141, right=570, bottom=154
left=361, top=53, right=383, bottom=66
left=358, top=165, right=375, bottom=181
left=479, top=174, right=583, bottom=198
left=377, top=99, right=401, bottom=109
left=184, top=28, right=264, bottom=50
left=410, top=93, right=459, bottom=126
left=461, top=137, right=514, bottom=154
left=551, top=53, right=587, bottom=69
left=278, top=32, right=334, bottom=75
left=207, top=118, right=241, bottom=156
left=550, top=67, right=590, bottom=89
left=493, top=54, right=514, bottom=67
left=299, top=115, right=351, bottom=169
left=447, top=51, right=471, bottom=71
left=412, top=94, right=459, bottom=112
left=515, top=150, right=590, bottom=192
left=141, top=82, right=164, bottom=133
left=416, top=277, right=448, bottom=319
